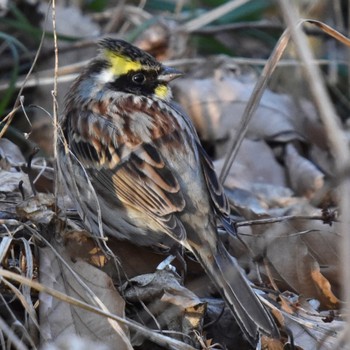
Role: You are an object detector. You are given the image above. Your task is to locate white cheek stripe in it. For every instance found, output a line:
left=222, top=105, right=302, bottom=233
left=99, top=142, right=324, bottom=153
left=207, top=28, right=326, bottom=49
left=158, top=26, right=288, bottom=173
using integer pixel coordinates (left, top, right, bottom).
left=96, top=69, right=115, bottom=83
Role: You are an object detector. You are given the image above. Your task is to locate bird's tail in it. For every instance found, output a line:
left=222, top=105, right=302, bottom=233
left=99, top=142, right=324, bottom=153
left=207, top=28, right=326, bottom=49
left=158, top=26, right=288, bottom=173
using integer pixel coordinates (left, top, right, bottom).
left=192, top=240, right=278, bottom=345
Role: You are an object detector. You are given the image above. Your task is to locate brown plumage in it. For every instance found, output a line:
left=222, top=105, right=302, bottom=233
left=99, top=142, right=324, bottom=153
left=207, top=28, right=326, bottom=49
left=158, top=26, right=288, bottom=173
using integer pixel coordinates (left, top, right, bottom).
left=58, top=38, right=278, bottom=345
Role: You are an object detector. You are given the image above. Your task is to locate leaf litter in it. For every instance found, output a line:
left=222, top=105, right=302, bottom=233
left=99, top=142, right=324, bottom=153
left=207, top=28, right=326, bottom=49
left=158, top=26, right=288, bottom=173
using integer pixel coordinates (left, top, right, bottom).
left=0, top=2, right=348, bottom=350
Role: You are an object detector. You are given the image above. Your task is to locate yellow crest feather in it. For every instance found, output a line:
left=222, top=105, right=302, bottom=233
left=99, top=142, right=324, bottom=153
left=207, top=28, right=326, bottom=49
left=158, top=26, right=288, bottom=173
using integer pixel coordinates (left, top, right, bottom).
left=104, top=50, right=142, bottom=76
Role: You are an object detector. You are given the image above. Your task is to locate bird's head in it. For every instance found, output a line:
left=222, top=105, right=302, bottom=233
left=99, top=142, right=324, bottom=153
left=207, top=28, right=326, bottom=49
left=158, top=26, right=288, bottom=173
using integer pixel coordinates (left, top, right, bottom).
left=83, top=38, right=183, bottom=101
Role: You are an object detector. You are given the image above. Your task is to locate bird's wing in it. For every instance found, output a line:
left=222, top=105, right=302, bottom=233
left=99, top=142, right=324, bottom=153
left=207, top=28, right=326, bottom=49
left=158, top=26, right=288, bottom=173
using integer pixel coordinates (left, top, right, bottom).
left=197, top=143, right=235, bottom=235
left=170, top=101, right=235, bottom=235
left=65, top=102, right=187, bottom=242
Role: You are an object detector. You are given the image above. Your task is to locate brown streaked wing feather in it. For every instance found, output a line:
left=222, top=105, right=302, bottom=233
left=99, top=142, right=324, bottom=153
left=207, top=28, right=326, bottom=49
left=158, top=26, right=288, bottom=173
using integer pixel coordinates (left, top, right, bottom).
left=111, top=164, right=187, bottom=241
left=196, top=142, right=235, bottom=235
left=67, top=109, right=187, bottom=241
left=167, top=102, right=235, bottom=234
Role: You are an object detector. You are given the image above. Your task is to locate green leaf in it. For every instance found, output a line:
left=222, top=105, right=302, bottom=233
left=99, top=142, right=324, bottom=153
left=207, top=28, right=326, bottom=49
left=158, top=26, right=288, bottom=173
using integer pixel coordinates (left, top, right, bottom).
left=86, top=0, right=109, bottom=12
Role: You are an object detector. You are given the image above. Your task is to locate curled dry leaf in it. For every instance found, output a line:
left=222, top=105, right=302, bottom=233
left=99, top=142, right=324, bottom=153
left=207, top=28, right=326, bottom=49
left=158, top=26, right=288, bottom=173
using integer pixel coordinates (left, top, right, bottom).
left=0, top=138, right=31, bottom=195
left=16, top=193, right=56, bottom=224
left=0, top=169, right=30, bottom=193
left=215, top=138, right=287, bottom=191
left=122, top=269, right=206, bottom=347
left=39, top=244, right=130, bottom=349
left=285, top=143, right=325, bottom=197
left=214, top=138, right=300, bottom=219
left=292, top=220, right=340, bottom=295
left=172, top=57, right=310, bottom=146
left=225, top=187, right=269, bottom=217
left=214, top=138, right=297, bottom=219
left=0, top=138, right=26, bottom=169
left=246, top=216, right=339, bottom=309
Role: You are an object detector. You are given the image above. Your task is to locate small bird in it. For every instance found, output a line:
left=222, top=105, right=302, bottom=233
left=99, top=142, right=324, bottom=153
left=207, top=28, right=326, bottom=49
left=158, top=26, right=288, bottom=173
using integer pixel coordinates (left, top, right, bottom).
left=58, top=38, right=278, bottom=345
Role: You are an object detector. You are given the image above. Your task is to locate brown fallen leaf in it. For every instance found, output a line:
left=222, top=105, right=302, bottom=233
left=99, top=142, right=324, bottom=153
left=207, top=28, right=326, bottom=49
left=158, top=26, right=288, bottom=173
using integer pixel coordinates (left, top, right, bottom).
left=284, top=143, right=325, bottom=197
left=277, top=293, right=342, bottom=350
left=261, top=335, right=284, bottom=350
left=41, top=334, right=110, bottom=350
left=134, top=18, right=190, bottom=60
left=63, top=229, right=108, bottom=268
left=39, top=244, right=130, bottom=349
left=16, top=193, right=56, bottom=224
left=0, top=138, right=26, bottom=169
left=172, top=56, right=310, bottom=146
left=122, top=269, right=206, bottom=347
left=214, top=138, right=287, bottom=191
left=247, top=220, right=339, bottom=309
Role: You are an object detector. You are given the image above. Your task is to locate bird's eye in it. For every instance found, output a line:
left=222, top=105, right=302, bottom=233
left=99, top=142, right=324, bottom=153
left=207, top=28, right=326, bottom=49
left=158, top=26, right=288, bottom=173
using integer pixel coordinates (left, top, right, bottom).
left=132, top=73, right=146, bottom=84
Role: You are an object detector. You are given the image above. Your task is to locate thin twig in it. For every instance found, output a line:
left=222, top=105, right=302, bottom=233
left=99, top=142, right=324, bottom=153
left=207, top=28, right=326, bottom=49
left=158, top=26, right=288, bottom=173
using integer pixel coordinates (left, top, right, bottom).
left=3, top=57, right=348, bottom=94
left=51, top=0, right=58, bottom=163
left=219, top=27, right=291, bottom=183
left=192, top=21, right=333, bottom=36
left=236, top=214, right=336, bottom=227
left=219, top=18, right=350, bottom=183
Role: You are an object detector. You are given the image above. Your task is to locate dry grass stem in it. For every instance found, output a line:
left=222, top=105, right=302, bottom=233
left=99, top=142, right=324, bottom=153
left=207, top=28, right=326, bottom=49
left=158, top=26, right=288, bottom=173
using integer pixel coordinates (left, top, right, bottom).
left=236, top=214, right=335, bottom=227
left=0, top=316, right=29, bottom=350
left=0, top=269, right=197, bottom=350
left=181, top=0, right=250, bottom=33
left=278, top=0, right=350, bottom=345
left=219, top=28, right=290, bottom=183
left=219, top=17, right=350, bottom=184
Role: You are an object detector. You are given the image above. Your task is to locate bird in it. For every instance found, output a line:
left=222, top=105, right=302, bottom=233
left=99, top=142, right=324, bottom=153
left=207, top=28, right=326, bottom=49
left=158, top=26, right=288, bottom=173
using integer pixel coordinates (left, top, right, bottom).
left=58, top=38, right=278, bottom=345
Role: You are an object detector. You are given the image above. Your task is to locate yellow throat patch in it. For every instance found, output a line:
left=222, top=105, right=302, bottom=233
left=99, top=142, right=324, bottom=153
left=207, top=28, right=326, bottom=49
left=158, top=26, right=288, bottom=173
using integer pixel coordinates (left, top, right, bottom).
left=154, top=84, right=169, bottom=99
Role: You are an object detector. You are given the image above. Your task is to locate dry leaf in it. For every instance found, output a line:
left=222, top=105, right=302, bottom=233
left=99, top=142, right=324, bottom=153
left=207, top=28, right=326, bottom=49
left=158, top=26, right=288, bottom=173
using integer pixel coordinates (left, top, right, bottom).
left=0, top=170, right=29, bottom=192
left=63, top=230, right=108, bottom=268
left=172, top=57, right=309, bottom=145
left=39, top=244, right=130, bottom=349
left=285, top=143, right=325, bottom=197
left=0, top=138, right=26, bottom=169
left=215, top=138, right=287, bottom=191
left=249, top=221, right=339, bottom=309
left=261, top=335, right=284, bottom=350
left=122, top=269, right=205, bottom=347
left=0, top=144, right=32, bottom=196
left=134, top=19, right=189, bottom=60
left=42, top=334, right=110, bottom=350
left=278, top=294, right=343, bottom=350
left=40, top=3, right=100, bottom=38
left=16, top=193, right=55, bottom=224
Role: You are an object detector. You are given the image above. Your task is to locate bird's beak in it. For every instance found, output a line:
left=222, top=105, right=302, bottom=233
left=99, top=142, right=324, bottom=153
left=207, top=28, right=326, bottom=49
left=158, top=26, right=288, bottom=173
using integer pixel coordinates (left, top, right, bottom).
left=158, top=66, right=183, bottom=83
